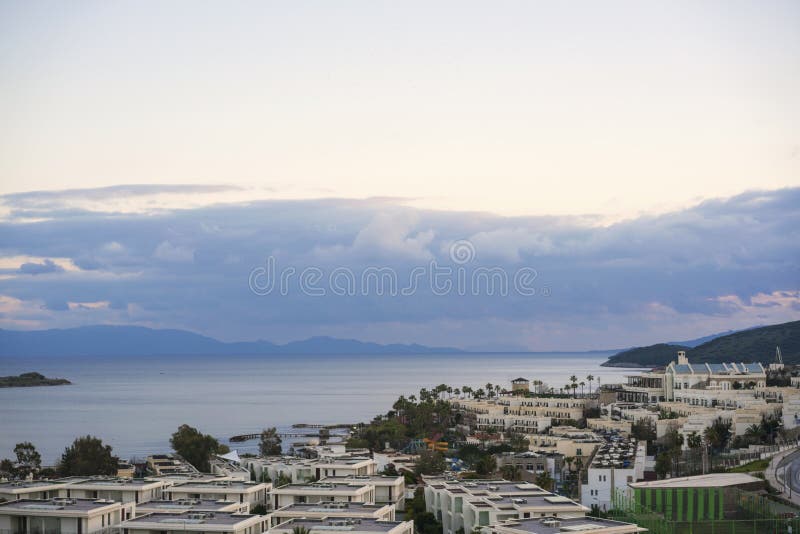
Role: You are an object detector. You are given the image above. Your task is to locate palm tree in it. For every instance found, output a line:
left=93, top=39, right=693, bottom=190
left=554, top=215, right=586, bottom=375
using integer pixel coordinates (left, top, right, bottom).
left=687, top=432, right=703, bottom=449
left=570, top=375, right=578, bottom=398
left=586, top=375, right=595, bottom=395
left=579, top=381, right=586, bottom=397
left=453, top=388, right=461, bottom=398
left=564, top=384, right=571, bottom=396
left=293, top=526, right=311, bottom=534
left=535, top=471, right=554, bottom=491
left=501, top=464, right=521, bottom=481
left=532, top=380, right=542, bottom=394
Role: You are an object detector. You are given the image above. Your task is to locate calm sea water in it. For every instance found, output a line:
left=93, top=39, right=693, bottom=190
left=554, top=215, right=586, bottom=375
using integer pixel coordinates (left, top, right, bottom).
left=0, top=353, right=636, bottom=463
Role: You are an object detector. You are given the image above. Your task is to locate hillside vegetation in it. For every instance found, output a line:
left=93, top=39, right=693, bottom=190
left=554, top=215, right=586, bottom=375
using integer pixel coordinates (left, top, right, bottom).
left=603, top=320, right=800, bottom=367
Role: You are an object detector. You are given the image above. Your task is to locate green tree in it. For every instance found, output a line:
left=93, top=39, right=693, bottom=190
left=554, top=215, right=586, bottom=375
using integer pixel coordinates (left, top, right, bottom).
left=275, top=473, right=292, bottom=487
left=631, top=418, right=657, bottom=442
left=251, top=503, right=268, bottom=515
left=292, top=526, right=311, bottom=534
left=259, top=427, right=282, bottom=456
left=655, top=452, right=672, bottom=479
left=406, top=487, right=443, bottom=534
left=414, top=450, right=447, bottom=476
left=381, top=464, right=399, bottom=476
left=535, top=471, right=554, bottom=491
left=501, top=464, right=521, bottom=481
left=13, top=442, right=41, bottom=478
left=509, top=434, right=530, bottom=452
left=475, top=455, right=497, bottom=476
left=59, top=435, right=118, bottom=476
left=170, top=424, right=226, bottom=472
left=0, top=458, right=16, bottom=478
left=703, top=418, right=732, bottom=452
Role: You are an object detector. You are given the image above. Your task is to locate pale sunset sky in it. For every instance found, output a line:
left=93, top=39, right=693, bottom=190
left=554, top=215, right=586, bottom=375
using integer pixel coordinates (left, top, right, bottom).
left=0, top=1, right=798, bottom=349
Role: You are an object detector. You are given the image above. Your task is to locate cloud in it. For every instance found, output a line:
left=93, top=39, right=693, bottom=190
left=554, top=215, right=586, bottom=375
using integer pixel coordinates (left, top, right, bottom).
left=17, top=259, right=64, bottom=275
left=0, top=186, right=797, bottom=349
left=153, top=241, right=195, bottom=263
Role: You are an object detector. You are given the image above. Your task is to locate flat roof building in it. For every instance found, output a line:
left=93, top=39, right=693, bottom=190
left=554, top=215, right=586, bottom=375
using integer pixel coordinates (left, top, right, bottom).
left=272, top=517, right=413, bottom=534
left=423, top=478, right=589, bottom=534
left=166, top=480, right=271, bottom=508
left=318, top=475, right=405, bottom=508
left=272, top=480, right=375, bottom=510
left=122, top=510, right=268, bottom=533
left=135, top=497, right=250, bottom=515
left=0, top=480, right=70, bottom=503
left=482, top=515, right=645, bottom=534
left=56, top=477, right=170, bottom=504
left=271, top=501, right=396, bottom=527
left=0, top=497, right=135, bottom=534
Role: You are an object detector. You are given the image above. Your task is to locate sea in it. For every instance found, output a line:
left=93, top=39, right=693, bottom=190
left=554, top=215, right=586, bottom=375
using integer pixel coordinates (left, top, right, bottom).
left=0, top=352, right=639, bottom=463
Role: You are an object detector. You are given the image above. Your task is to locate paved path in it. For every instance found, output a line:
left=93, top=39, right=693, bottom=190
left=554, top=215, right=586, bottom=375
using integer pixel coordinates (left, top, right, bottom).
left=767, top=446, right=800, bottom=507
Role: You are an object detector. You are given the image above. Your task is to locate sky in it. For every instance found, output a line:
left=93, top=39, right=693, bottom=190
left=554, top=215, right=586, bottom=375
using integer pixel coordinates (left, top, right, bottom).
left=0, top=1, right=798, bottom=350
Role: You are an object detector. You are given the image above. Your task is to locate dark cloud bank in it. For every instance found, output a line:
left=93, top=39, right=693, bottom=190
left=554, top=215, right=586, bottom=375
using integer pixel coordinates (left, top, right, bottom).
left=0, top=187, right=797, bottom=351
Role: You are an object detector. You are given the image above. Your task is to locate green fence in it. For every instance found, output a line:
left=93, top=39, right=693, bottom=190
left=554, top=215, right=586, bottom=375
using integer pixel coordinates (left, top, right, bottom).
left=611, top=487, right=800, bottom=534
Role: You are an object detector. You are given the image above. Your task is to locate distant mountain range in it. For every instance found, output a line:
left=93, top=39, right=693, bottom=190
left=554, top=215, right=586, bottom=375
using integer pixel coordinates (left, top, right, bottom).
left=3, top=321, right=797, bottom=360
left=0, top=325, right=465, bottom=357
left=665, top=328, right=753, bottom=348
left=602, top=320, right=800, bottom=367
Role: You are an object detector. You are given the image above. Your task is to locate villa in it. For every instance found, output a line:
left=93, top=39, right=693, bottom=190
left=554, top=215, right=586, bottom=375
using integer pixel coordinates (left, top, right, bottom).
left=165, top=479, right=271, bottom=508
left=0, top=497, right=135, bottom=533
left=271, top=517, right=414, bottom=534
left=270, top=501, right=396, bottom=527
left=423, top=478, right=589, bottom=534
left=271, top=480, right=375, bottom=509
left=121, top=510, right=268, bottom=533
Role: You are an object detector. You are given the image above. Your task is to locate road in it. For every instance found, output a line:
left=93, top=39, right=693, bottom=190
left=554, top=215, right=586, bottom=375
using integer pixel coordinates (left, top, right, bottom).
left=778, top=448, right=800, bottom=499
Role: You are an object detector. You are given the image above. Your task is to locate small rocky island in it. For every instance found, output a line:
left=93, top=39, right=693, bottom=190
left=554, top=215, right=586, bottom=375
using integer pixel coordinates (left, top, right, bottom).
left=0, top=372, right=71, bottom=388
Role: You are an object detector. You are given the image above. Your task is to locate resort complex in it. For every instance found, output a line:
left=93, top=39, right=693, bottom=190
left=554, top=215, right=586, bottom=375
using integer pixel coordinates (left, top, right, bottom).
left=3, top=350, right=800, bottom=533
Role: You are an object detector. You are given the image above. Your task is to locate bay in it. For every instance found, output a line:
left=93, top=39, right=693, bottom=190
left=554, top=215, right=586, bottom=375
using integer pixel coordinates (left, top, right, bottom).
left=0, top=352, right=637, bottom=463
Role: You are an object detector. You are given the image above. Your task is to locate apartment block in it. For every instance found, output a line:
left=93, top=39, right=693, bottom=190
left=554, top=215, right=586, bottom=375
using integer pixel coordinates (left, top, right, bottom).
left=0, top=497, right=135, bottom=533
left=423, top=478, right=589, bottom=534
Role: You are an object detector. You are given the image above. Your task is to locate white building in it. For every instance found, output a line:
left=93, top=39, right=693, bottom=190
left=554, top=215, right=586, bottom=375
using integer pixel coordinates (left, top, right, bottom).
left=482, top=515, right=646, bottom=534
left=122, top=510, right=268, bottom=533
left=241, top=454, right=377, bottom=484
left=56, top=477, right=169, bottom=504
left=0, top=497, right=135, bottom=533
left=135, top=497, right=250, bottom=516
left=784, top=399, right=800, bottom=430
left=272, top=517, right=413, bottom=534
left=146, top=453, right=199, bottom=476
left=270, top=501, right=396, bottom=527
left=320, top=475, right=405, bottom=509
left=620, top=351, right=766, bottom=404
left=424, top=478, right=588, bottom=534
left=242, top=456, right=319, bottom=484
left=166, top=480, right=271, bottom=508
left=272, top=480, right=375, bottom=509
left=0, top=480, right=70, bottom=503
left=580, top=439, right=646, bottom=512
